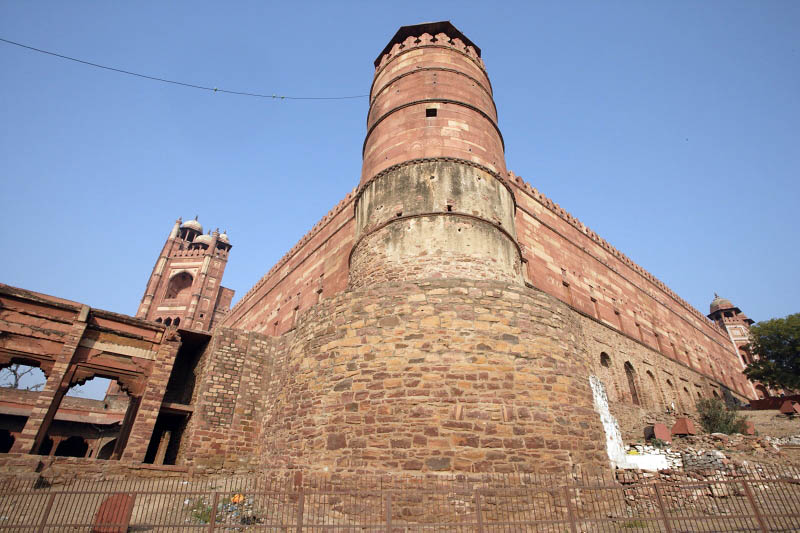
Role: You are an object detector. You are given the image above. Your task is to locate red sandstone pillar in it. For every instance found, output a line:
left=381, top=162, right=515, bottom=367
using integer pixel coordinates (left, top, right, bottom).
left=136, top=219, right=181, bottom=320
left=10, top=306, right=89, bottom=454
left=184, top=230, right=219, bottom=330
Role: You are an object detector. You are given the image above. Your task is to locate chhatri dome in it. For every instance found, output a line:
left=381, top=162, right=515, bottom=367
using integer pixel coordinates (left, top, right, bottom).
left=710, top=293, right=734, bottom=314
left=181, top=217, right=203, bottom=233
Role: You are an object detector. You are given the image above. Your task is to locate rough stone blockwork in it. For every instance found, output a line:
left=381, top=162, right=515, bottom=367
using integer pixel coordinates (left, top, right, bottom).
left=180, top=329, right=282, bottom=471
left=251, top=280, right=608, bottom=474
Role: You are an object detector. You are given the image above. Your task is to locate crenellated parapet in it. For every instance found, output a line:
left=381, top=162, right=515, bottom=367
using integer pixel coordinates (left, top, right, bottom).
left=225, top=186, right=359, bottom=321
left=373, top=21, right=484, bottom=70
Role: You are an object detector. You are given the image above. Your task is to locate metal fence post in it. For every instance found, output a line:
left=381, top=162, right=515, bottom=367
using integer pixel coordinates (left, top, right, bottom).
left=385, top=492, right=392, bottom=532
left=295, top=488, right=305, bottom=533
left=36, top=493, right=56, bottom=533
left=207, top=492, right=219, bottom=532
left=562, top=485, right=578, bottom=533
left=741, top=480, right=769, bottom=533
left=653, top=483, right=674, bottom=533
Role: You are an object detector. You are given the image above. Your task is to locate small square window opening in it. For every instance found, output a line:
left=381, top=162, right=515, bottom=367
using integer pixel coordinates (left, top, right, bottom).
left=426, top=108, right=437, bottom=117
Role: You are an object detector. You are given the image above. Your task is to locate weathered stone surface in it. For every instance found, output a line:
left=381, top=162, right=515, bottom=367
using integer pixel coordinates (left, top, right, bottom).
left=672, top=418, right=698, bottom=436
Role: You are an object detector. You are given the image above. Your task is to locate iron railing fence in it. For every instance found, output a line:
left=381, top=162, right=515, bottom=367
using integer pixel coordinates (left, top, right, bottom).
left=0, top=466, right=798, bottom=532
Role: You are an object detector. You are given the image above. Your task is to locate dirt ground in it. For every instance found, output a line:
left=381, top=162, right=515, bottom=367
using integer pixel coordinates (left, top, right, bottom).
left=612, top=403, right=800, bottom=443
left=741, top=408, right=800, bottom=437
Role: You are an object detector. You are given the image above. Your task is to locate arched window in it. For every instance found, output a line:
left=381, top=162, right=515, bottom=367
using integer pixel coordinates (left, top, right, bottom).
left=665, top=379, right=679, bottom=411
left=0, top=429, right=14, bottom=453
left=156, top=317, right=163, bottom=323
left=97, top=439, right=117, bottom=460
left=600, top=352, right=611, bottom=367
left=173, top=317, right=180, bottom=327
left=164, top=317, right=172, bottom=326
left=165, top=272, right=193, bottom=300
left=646, top=370, right=659, bottom=408
left=739, top=347, right=751, bottom=366
left=624, top=362, right=640, bottom=406
left=0, top=362, right=46, bottom=391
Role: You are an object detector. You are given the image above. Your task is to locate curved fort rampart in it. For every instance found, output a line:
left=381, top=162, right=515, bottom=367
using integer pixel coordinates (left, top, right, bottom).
left=204, top=21, right=754, bottom=474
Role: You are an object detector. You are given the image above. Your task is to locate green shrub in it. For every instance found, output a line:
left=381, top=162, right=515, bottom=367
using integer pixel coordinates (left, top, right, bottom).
left=696, top=397, right=748, bottom=434
left=650, top=438, right=668, bottom=449
left=189, top=499, right=213, bottom=524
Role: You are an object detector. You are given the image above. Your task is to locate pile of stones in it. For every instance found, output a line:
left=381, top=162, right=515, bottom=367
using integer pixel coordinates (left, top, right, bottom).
left=674, top=433, right=782, bottom=456
left=681, top=448, right=727, bottom=470
left=765, top=434, right=800, bottom=446
left=622, top=431, right=798, bottom=474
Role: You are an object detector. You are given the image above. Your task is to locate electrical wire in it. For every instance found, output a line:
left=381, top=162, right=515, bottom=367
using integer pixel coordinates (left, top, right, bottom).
left=0, top=36, right=368, bottom=100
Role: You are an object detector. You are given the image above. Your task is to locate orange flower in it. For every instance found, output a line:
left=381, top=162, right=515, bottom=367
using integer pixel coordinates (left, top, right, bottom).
left=231, top=493, right=245, bottom=504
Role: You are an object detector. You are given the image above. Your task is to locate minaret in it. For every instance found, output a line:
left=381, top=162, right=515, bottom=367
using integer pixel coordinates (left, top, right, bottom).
left=349, top=21, right=523, bottom=288
left=708, top=294, right=755, bottom=365
left=136, top=217, right=234, bottom=331
left=708, top=294, right=762, bottom=398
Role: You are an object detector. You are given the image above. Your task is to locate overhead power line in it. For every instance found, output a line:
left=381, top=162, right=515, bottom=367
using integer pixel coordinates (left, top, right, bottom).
left=0, top=36, right=368, bottom=101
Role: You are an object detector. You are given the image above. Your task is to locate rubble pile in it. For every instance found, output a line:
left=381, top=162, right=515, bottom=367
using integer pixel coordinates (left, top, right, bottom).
left=624, top=444, right=683, bottom=470
left=618, top=432, right=800, bottom=475
left=766, top=434, right=800, bottom=446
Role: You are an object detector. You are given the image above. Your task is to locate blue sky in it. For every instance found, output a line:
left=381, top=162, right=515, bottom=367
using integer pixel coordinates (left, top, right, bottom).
left=1, top=2, right=798, bottom=394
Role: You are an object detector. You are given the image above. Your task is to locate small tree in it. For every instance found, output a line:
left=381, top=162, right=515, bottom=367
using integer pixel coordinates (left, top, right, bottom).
left=744, top=313, right=800, bottom=391
left=696, top=397, right=748, bottom=435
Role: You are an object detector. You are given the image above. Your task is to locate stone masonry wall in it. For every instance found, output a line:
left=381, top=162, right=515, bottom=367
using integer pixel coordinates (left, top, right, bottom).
left=578, top=311, right=748, bottom=417
left=179, top=328, right=278, bottom=471
left=256, top=280, right=608, bottom=475
left=218, top=170, right=752, bottom=405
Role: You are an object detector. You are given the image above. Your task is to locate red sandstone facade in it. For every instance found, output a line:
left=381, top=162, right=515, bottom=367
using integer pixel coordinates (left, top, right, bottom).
left=0, top=22, right=764, bottom=475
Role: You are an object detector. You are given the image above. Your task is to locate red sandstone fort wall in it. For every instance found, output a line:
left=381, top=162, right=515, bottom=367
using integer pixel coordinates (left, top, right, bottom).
left=218, top=173, right=752, bottom=401
left=220, top=190, right=357, bottom=334
left=507, top=175, right=753, bottom=399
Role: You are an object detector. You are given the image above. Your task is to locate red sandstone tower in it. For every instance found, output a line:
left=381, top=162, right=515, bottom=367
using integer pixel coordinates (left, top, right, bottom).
left=707, top=294, right=762, bottom=397
left=350, top=21, right=523, bottom=287
left=708, top=294, right=754, bottom=365
left=136, top=218, right=234, bottom=331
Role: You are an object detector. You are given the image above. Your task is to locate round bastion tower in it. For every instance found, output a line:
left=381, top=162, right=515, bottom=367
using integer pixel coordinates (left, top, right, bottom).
left=350, top=21, right=523, bottom=287
left=259, top=22, right=608, bottom=476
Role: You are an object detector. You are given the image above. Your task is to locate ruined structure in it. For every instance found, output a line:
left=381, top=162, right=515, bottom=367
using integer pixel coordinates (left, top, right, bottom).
left=1, top=22, right=760, bottom=475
